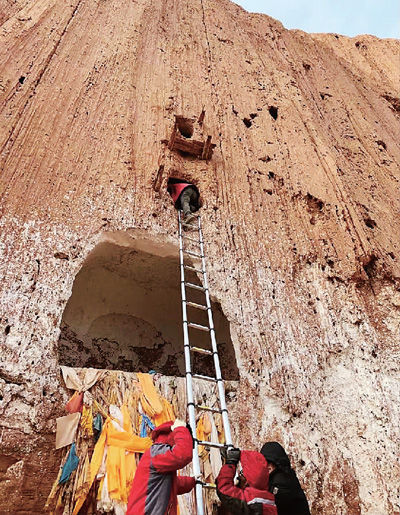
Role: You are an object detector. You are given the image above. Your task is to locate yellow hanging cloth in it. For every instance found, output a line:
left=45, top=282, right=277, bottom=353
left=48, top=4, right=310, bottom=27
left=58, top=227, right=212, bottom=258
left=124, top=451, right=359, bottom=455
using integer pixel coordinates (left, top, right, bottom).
left=154, top=398, right=176, bottom=426
left=121, top=404, right=133, bottom=433
left=215, top=414, right=225, bottom=444
left=44, top=467, right=62, bottom=509
left=72, top=418, right=151, bottom=515
left=81, top=405, right=94, bottom=438
left=137, top=373, right=163, bottom=416
left=121, top=404, right=137, bottom=492
left=74, top=453, right=90, bottom=501
left=196, top=413, right=212, bottom=460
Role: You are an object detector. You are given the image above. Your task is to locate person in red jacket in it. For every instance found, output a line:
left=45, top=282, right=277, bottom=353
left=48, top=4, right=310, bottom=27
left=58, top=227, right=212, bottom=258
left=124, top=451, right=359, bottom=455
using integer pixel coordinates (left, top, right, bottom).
left=127, top=419, right=195, bottom=515
left=167, top=177, right=200, bottom=224
left=216, top=448, right=277, bottom=515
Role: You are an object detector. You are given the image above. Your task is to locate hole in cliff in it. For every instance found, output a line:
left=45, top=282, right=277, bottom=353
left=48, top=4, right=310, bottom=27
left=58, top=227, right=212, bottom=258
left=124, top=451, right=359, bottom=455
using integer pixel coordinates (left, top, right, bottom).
left=243, top=117, right=252, bottom=128
left=302, top=62, right=311, bottom=70
left=54, top=251, right=69, bottom=260
left=58, top=233, right=238, bottom=380
left=362, top=254, right=378, bottom=279
left=306, top=193, right=324, bottom=212
left=268, top=171, right=275, bottom=179
left=176, top=117, right=194, bottom=139
left=382, top=94, right=400, bottom=113
left=18, top=76, right=25, bottom=84
left=364, top=217, right=376, bottom=229
left=355, top=41, right=367, bottom=50
left=5, top=325, right=10, bottom=335
left=268, top=106, right=278, bottom=120
left=376, top=140, right=386, bottom=150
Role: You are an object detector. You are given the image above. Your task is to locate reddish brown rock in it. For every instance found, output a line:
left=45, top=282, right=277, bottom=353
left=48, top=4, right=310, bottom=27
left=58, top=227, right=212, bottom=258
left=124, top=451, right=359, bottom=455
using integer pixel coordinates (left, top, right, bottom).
left=0, top=0, right=399, bottom=513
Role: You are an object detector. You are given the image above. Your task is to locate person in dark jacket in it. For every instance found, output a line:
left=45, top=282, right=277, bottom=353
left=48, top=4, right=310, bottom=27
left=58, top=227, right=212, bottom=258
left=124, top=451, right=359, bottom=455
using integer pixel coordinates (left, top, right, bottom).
left=167, top=177, right=200, bottom=224
left=216, top=448, right=278, bottom=514
left=127, top=419, right=195, bottom=515
left=260, top=442, right=310, bottom=515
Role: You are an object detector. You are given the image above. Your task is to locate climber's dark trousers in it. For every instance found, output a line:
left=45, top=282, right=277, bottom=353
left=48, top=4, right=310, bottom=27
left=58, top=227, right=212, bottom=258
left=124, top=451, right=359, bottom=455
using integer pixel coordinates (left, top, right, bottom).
left=180, top=187, right=199, bottom=218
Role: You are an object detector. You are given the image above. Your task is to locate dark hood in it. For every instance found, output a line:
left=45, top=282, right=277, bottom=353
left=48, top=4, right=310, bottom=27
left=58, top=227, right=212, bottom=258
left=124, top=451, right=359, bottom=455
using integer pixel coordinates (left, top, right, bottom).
left=261, top=442, right=291, bottom=472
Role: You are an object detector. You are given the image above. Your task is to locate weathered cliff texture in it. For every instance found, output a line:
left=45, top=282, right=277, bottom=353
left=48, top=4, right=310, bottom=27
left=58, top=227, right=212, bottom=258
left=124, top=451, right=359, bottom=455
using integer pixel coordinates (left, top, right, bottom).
left=0, top=0, right=399, bottom=513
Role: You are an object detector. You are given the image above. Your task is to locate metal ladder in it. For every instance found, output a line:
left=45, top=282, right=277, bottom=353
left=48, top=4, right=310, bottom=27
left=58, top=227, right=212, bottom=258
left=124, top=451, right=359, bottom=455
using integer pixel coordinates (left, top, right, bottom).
left=178, top=210, right=233, bottom=515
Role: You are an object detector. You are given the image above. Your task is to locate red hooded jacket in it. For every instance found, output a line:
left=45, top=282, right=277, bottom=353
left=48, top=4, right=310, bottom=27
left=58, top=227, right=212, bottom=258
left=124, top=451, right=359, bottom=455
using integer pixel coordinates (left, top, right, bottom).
left=216, top=450, right=277, bottom=514
left=168, top=181, right=191, bottom=204
left=127, top=421, right=195, bottom=515
left=166, top=179, right=200, bottom=208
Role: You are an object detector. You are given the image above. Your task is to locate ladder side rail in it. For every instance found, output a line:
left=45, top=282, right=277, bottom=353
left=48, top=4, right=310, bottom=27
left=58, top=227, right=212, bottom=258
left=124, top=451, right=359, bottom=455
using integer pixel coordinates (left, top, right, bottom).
left=197, top=216, right=233, bottom=448
left=178, top=211, right=205, bottom=515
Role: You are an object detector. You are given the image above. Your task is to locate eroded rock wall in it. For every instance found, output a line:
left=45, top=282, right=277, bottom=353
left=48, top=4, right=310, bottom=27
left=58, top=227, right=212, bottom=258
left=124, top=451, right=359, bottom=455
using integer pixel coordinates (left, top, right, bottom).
left=0, top=0, right=399, bottom=513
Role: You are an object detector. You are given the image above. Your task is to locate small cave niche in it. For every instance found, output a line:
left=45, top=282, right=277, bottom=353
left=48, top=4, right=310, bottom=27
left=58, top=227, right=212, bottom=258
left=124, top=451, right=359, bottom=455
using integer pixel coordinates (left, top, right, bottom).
left=176, top=116, right=194, bottom=139
left=268, top=105, right=278, bottom=120
left=58, top=233, right=239, bottom=380
left=361, top=254, right=378, bottom=279
left=306, top=193, right=324, bottom=213
left=382, top=94, right=400, bottom=113
left=364, top=217, right=376, bottom=229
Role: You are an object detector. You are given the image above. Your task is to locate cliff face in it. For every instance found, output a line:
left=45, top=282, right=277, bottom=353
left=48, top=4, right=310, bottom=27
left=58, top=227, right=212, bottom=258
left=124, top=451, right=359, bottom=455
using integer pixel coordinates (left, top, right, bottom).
left=0, top=0, right=399, bottom=513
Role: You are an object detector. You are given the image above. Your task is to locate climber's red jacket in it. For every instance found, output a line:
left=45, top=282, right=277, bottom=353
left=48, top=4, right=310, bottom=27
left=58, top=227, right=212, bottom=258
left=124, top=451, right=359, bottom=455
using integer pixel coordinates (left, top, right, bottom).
left=167, top=178, right=199, bottom=207
left=127, top=421, right=195, bottom=515
left=216, top=450, right=277, bottom=514
left=168, top=181, right=191, bottom=205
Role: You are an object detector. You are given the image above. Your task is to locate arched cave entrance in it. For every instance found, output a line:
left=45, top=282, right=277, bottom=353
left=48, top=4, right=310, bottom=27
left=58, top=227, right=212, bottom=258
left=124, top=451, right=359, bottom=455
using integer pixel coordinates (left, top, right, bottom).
left=58, top=232, right=239, bottom=380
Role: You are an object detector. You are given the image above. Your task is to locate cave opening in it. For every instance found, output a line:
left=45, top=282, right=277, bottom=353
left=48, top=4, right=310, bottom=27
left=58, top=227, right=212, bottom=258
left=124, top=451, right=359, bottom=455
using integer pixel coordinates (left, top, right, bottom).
left=268, top=105, right=278, bottom=120
left=58, top=232, right=239, bottom=380
left=175, top=116, right=194, bottom=139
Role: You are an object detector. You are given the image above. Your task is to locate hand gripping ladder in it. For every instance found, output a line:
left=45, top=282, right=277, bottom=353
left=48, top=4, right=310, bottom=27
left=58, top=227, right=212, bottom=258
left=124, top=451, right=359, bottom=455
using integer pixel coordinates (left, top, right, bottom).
left=178, top=211, right=233, bottom=515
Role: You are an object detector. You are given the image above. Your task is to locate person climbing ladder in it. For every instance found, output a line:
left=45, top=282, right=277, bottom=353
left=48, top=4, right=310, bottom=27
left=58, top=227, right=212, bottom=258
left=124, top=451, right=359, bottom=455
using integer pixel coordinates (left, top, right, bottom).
left=167, top=177, right=200, bottom=224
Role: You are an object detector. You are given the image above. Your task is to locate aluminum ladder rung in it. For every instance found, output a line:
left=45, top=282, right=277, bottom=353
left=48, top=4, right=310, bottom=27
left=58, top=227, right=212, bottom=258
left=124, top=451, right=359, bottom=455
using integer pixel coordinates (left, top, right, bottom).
left=184, top=265, right=204, bottom=274
left=188, top=322, right=209, bottom=332
left=191, top=373, right=217, bottom=383
left=196, top=440, right=226, bottom=449
left=184, top=250, right=202, bottom=258
left=190, top=346, right=212, bottom=356
left=183, top=236, right=199, bottom=243
left=200, top=482, right=216, bottom=490
left=186, top=301, right=207, bottom=310
left=185, top=282, right=206, bottom=291
left=195, top=404, right=221, bottom=413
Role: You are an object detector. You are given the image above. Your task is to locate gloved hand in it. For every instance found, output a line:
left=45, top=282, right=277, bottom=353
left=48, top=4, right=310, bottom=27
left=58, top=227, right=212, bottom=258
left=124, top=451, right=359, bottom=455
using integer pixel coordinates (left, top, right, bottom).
left=225, top=447, right=241, bottom=465
left=220, top=447, right=227, bottom=461
left=171, top=419, right=186, bottom=431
